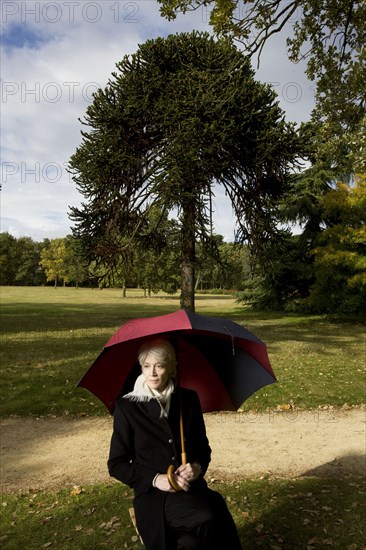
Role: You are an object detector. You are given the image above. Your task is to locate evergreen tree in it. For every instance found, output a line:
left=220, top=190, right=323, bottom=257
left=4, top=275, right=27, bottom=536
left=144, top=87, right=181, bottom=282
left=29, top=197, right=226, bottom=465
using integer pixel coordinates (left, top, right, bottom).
left=69, top=32, right=299, bottom=310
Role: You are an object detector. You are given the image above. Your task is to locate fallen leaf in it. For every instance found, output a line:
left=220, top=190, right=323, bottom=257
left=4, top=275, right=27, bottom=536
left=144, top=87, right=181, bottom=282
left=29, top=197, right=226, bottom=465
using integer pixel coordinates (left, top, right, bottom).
left=41, top=516, right=53, bottom=524
left=277, top=403, right=292, bottom=410
left=99, top=516, right=121, bottom=533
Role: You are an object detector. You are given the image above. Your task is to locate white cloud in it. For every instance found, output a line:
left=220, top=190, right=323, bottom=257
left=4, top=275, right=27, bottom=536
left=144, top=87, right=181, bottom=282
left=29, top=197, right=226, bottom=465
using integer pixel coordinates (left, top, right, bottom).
left=1, top=0, right=314, bottom=243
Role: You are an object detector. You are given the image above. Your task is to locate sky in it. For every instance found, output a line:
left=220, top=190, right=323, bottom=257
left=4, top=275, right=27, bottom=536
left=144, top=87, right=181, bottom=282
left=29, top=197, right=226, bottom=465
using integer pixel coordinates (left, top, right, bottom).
left=1, top=0, right=315, bottom=243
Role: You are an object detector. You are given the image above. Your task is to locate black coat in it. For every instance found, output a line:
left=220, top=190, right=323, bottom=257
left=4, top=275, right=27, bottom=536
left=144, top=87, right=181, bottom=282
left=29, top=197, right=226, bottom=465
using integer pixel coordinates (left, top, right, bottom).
left=108, top=388, right=212, bottom=549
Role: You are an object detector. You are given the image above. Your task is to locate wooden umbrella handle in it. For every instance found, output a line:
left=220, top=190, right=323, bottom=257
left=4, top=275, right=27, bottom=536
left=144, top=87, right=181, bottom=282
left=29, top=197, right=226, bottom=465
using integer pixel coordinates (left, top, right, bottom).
left=167, top=408, right=187, bottom=491
left=167, top=464, right=183, bottom=491
left=179, top=411, right=187, bottom=464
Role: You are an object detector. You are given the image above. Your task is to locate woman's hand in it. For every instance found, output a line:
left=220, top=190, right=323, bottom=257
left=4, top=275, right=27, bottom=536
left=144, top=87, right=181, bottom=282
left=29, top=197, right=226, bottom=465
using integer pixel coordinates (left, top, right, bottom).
left=154, top=472, right=190, bottom=492
left=153, top=462, right=202, bottom=492
left=175, top=462, right=202, bottom=483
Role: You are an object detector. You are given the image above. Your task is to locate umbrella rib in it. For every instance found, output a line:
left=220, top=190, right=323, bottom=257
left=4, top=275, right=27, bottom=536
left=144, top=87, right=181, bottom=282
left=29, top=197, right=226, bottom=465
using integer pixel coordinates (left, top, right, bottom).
left=223, top=327, right=236, bottom=356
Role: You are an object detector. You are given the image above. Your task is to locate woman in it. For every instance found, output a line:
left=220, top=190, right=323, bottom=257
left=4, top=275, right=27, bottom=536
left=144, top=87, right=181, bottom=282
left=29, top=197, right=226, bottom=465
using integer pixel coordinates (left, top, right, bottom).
left=108, top=338, right=242, bottom=549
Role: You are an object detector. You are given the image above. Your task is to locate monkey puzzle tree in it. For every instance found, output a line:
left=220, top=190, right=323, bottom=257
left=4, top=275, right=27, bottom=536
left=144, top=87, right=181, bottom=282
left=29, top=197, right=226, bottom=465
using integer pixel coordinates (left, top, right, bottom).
left=68, top=31, right=299, bottom=311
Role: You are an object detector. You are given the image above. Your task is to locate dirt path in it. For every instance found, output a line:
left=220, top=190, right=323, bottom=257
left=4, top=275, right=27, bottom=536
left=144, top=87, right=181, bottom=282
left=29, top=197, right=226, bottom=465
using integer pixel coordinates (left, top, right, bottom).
left=1, top=408, right=365, bottom=494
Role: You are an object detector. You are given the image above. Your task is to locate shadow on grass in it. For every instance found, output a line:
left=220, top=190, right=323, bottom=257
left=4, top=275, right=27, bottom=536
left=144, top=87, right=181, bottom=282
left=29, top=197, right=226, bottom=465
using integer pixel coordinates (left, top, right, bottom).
left=302, top=453, right=366, bottom=478
left=0, top=333, right=113, bottom=416
left=233, top=473, right=366, bottom=549
left=2, top=301, right=364, bottom=349
left=0, top=302, right=179, bottom=334
left=0, top=484, right=141, bottom=550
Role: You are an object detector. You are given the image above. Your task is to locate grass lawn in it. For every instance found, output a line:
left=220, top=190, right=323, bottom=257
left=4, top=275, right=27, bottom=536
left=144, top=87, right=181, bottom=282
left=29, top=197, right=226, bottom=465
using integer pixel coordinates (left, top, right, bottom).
left=1, top=478, right=365, bottom=549
left=1, top=286, right=365, bottom=417
left=1, top=286, right=365, bottom=549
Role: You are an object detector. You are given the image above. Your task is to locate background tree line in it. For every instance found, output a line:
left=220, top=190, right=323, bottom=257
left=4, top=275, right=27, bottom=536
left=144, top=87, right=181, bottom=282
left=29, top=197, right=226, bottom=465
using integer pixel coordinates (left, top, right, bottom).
left=0, top=227, right=251, bottom=294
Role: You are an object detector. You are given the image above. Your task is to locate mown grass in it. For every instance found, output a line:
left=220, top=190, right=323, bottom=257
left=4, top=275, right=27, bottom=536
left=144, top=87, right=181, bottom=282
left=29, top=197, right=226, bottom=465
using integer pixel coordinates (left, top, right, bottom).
left=0, top=286, right=365, bottom=417
left=1, top=478, right=365, bottom=549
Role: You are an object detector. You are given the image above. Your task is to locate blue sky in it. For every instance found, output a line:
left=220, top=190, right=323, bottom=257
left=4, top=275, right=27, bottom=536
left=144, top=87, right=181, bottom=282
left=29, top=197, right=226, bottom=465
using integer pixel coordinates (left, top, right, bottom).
left=1, top=0, right=314, bottom=242
left=2, top=22, right=50, bottom=48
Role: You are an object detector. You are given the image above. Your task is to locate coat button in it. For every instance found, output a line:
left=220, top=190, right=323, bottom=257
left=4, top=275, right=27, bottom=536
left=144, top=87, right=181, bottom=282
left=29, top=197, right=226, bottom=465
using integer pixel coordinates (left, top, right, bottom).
left=171, top=456, right=176, bottom=462
left=168, top=439, right=173, bottom=444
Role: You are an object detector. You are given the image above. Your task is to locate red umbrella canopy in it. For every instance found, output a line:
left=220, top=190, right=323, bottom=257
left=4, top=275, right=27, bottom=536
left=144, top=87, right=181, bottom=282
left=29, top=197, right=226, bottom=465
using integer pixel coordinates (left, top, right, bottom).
left=77, top=310, right=276, bottom=413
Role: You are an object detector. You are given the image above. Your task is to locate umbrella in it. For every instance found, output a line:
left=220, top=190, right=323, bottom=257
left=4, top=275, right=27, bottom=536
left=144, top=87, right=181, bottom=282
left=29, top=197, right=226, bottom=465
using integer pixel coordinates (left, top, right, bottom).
left=77, top=309, right=276, bottom=414
left=78, top=309, right=276, bottom=491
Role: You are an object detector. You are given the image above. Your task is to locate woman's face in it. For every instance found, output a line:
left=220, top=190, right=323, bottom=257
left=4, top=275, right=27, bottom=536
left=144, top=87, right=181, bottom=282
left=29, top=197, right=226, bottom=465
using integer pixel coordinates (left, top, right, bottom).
left=141, top=351, right=170, bottom=391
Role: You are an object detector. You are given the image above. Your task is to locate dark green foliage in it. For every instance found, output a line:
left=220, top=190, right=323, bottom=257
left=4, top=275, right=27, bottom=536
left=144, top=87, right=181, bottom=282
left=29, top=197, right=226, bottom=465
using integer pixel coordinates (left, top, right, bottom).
left=237, top=233, right=314, bottom=312
left=0, top=233, right=45, bottom=286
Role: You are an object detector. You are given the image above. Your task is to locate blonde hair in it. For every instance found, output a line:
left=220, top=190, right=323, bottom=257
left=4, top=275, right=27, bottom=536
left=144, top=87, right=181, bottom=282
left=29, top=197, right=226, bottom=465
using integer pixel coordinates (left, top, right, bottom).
left=138, top=338, right=177, bottom=378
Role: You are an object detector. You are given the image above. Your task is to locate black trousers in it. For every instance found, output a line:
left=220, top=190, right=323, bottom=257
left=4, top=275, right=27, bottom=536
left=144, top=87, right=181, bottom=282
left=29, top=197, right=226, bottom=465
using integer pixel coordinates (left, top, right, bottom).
left=164, top=488, right=243, bottom=550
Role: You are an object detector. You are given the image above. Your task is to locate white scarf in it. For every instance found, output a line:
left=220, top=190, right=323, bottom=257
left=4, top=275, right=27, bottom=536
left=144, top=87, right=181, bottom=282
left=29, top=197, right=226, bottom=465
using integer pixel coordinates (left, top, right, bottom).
left=123, top=373, right=175, bottom=417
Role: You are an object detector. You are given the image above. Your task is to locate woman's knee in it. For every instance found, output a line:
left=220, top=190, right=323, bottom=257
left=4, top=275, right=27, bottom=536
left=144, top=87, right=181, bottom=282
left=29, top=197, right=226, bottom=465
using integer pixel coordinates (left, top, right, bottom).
left=175, top=531, right=201, bottom=550
left=193, top=504, right=216, bottom=527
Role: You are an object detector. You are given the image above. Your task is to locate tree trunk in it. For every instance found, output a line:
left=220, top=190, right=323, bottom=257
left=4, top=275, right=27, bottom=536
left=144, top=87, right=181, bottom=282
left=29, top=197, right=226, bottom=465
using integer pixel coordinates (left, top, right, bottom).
left=194, top=270, right=201, bottom=292
left=180, top=202, right=195, bottom=312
